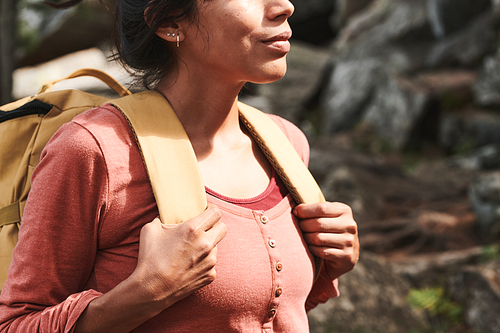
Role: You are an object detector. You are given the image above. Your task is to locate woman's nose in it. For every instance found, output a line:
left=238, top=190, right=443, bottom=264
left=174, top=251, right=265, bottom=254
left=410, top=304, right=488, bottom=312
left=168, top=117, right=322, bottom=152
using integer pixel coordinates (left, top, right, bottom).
left=268, top=0, right=295, bottom=21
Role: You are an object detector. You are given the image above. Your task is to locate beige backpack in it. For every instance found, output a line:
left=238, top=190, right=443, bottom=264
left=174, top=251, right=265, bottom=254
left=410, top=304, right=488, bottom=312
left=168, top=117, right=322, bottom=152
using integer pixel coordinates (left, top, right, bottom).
left=0, top=69, right=324, bottom=291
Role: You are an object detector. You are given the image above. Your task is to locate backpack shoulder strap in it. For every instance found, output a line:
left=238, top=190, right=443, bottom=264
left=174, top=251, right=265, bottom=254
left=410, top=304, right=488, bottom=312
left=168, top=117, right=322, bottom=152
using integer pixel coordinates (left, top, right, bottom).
left=238, top=102, right=325, bottom=277
left=109, top=90, right=207, bottom=225
left=237, top=102, right=325, bottom=206
left=111, top=92, right=324, bottom=278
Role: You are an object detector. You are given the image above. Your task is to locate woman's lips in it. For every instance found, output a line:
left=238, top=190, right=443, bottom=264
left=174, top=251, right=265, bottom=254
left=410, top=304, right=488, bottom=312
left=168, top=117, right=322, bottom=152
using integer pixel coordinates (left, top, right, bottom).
left=262, top=31, right=292, bottom=53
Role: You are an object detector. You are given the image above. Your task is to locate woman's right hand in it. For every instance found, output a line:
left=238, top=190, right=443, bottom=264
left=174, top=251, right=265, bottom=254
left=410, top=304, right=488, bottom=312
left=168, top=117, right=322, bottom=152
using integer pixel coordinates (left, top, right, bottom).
left=134, top=204, right=228, bottom=308
left=74, top=204, right=227, bottom=333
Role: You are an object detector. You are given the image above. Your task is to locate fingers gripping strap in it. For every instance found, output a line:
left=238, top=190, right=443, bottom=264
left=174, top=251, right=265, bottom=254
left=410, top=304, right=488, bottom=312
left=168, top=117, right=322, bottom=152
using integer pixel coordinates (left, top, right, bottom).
left=110, top=90, right=207, bottom=225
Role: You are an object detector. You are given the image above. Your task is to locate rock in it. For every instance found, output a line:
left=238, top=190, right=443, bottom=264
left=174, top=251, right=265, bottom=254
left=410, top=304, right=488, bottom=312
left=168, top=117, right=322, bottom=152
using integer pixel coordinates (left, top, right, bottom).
left=308, top=252, right=430, bottom=333
left=323, top=69, right=437, bottom=150
left=321, top=0, right=500, bottom=150
left=448, top=260, right=500, bottom=333
left=474, top=50, right=500, bottom=107
left=427, top=0, right=491, bottom=38
left=469, top=171, right=500, bottom=240
left=321, top=59, right=384, bottom=134
left=439, top=109, right=500, bottom=152
left=362, top=73, right=435, bottom=149
left=321, top=0, right=434, bottom=147
left=450, top=144, right=500, bottom=171
left=427, top=10, right=499, bottom=68
left=332, top=0, right=374, bottom=29
left=334, top=0, right=431, bottom=68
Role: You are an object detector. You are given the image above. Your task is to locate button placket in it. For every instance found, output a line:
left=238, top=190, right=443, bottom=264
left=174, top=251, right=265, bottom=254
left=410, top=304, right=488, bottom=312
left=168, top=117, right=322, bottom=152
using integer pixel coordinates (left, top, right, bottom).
left=253, top=210, right=283, bottom=326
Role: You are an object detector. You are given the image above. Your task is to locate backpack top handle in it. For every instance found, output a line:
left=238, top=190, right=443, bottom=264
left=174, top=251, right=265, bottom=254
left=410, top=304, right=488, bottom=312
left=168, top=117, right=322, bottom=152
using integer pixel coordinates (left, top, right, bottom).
left=37, top=68, right=132, bottom=97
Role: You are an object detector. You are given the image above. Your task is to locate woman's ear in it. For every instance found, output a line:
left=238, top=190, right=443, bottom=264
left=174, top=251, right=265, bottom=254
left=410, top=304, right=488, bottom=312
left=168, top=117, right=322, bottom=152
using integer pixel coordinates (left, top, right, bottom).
left=155, top=25, right=185, bottom=45
left=144, top=5, right=188, bottom=44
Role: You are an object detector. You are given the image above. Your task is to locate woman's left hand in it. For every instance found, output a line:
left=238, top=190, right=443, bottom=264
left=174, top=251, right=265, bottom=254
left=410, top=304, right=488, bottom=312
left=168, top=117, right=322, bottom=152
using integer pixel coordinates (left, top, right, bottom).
left=294, top=202, right=359, bottom=280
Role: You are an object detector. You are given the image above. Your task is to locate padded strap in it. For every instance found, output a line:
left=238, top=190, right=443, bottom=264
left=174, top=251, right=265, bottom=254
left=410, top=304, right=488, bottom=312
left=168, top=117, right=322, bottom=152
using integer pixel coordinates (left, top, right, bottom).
left=110, top=90, right=207, bottom=225
left=38, top=68, right=132, bottom=97
left=0, top=202, right=21, bottom=227
left=238, top=102, right=325, bottom=206
left=111, top=92, right=324, bottom=278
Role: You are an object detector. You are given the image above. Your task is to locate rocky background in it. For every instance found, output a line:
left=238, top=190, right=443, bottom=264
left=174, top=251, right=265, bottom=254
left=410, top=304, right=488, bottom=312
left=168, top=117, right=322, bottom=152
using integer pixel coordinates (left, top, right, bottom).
left=3, top=0, right=500, bottom=332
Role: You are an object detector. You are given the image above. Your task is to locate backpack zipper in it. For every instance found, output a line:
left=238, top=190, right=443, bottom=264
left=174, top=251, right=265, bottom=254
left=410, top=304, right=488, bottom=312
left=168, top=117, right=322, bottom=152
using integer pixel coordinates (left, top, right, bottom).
left=0, top=100, right=53, bottom=123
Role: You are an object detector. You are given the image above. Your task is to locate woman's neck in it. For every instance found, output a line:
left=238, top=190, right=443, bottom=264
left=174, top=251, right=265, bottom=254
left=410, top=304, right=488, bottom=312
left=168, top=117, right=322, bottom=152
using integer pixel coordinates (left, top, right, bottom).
left=155, top=66, right=272, bottom=199
left=155, top=69, right=247, bottom=159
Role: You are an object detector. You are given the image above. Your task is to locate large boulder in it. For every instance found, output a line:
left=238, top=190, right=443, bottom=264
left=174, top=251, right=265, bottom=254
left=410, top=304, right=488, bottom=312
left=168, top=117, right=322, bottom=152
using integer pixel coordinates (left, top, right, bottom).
left=361, top=73, right=434, bottom=149
left=321, top=59, right=385, bottom=134
left=322, top=68, right=438, bottom=150
left=448, top=259, right=500, bottom=333
left=320, top=0, right=499, bottom=150
left=308, top=252, right=430, bottom=333
left=426, top=9, right=499, bottom=68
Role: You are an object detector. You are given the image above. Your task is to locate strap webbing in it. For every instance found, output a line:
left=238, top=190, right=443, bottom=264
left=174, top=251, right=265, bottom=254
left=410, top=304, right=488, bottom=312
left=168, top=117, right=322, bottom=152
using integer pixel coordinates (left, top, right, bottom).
left=0, top=202, right=21, bottom=227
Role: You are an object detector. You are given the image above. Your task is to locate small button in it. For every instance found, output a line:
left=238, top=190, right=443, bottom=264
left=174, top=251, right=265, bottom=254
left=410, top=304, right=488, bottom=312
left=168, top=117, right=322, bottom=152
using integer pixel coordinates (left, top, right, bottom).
left=275, top=287, right=283, bottom=297
left=260, top=215, right=269, bottom=224
left=276, top=262, right=283, bottom=271
left=268, top=239, right=277, bottom=248
left=268, top=308, right=277, bottom=317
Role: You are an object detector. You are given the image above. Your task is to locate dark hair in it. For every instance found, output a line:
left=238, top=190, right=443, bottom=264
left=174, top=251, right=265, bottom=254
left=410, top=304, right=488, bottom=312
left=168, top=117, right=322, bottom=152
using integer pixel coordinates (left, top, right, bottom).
left=45, top=0, right=199, bottom=88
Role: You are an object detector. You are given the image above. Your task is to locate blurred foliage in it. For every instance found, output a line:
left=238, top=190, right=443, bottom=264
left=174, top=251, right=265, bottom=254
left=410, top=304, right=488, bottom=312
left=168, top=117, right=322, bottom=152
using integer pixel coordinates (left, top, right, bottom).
left=15, top=0, right=80, bottom=58
left=481, top=244, right=500, bottom=262
left=407, top=287, right=463, bottom=333
left=16, top=0, right=53, bottom=55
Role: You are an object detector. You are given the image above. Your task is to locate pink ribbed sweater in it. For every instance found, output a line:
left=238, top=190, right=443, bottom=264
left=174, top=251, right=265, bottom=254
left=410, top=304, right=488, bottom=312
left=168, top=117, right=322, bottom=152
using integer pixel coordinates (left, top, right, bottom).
left=0, top=104, right=338, bottom=332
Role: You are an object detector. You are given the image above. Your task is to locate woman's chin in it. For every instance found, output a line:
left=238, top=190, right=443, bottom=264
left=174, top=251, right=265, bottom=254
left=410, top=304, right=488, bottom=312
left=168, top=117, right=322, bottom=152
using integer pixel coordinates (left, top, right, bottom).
left=250, top=63, right=288, bottom=84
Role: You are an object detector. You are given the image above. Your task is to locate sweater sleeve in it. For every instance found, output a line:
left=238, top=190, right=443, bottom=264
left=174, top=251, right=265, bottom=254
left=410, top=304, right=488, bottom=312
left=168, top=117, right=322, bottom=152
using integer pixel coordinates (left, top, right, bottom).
left=267, top=114, right=340, bottom=311
left=0, top=120, right=108, bottom=332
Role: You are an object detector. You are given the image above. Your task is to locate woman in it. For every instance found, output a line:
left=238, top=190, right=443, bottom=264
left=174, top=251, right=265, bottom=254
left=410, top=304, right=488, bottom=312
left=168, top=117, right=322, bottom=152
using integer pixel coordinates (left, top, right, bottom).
left=0, top=0, right=359, bottom=332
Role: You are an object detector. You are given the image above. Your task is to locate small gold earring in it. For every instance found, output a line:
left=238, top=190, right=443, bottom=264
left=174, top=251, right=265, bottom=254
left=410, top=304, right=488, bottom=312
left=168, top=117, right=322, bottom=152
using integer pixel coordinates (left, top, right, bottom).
left=177, top=34, right=180, bottom=47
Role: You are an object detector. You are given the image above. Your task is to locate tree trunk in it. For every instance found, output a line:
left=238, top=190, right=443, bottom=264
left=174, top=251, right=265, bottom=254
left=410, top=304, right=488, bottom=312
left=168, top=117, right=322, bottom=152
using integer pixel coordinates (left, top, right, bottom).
left=0, top=0, right=17, bottom=105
